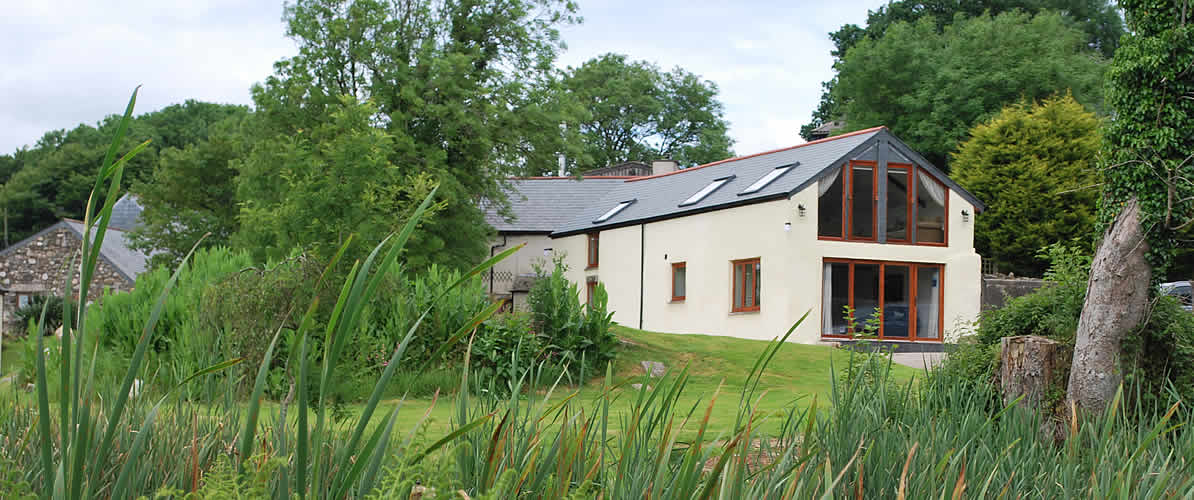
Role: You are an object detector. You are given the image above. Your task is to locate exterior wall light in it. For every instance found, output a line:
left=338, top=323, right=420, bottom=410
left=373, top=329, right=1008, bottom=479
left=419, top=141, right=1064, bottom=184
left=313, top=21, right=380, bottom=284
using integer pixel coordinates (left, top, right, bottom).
left=543, top=247, right=552, bottom=256
left=961, top=210, right=970, bottom=222
left=784, top=222, right=792, bottom=232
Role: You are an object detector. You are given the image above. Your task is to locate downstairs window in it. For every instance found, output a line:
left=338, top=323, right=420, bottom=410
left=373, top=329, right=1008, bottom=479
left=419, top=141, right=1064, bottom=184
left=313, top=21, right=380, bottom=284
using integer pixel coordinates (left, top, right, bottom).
left=821, top=259, right=942, bottom=341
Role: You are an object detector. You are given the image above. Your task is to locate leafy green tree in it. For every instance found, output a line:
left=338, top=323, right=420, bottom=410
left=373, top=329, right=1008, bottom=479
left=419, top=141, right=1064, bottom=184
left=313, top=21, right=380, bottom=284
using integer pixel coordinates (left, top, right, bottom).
left=128, top=113, right=251, bottom=268
left=0, top=101, right=245, bottom=247
left=1069, top=0, right=1194, bottom=412
left=250, top=0, right=583, bottom=268
left=952, top=94, right=1101, bottom=276
left=833, top=11, right=1105, bottom=169
left=235, top=98, right=441, bottom=266
left=802, top=0, right=1123, bottom=141
left=562, top=53, right=734, bottom=171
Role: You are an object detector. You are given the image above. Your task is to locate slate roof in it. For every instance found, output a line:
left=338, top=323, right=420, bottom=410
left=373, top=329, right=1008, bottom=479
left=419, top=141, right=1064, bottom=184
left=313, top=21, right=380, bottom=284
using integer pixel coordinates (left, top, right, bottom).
left=552, top=128, right=876, bottom=235
left=551, top=127, right=985, bottom=237
left=484, top=177, right=629, bottom=233
left=63, top=221, right=150, bottom=281
left=0, top=219, right=150, bottom=284
left=109, top=193, right=144, bottom=231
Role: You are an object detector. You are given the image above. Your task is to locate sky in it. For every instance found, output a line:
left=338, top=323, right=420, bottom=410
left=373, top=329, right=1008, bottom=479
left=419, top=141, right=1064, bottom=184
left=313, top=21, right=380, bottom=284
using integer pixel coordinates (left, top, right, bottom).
left=0, top=0, right=889, bottom=158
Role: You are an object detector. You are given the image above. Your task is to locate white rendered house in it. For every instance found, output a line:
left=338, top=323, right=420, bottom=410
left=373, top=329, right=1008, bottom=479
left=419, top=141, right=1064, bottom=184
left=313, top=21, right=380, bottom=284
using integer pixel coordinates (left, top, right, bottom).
left=485, top=127, right=985, bottom=346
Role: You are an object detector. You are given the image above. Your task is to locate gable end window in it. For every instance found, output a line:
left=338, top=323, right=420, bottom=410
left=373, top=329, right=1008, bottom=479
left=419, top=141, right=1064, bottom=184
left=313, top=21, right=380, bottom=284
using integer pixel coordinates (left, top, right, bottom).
left=817, top=160, right=948, bottom=246
left=586, top=233, right=600, bottom=269
left=731, top=258, right=761, bottom=312
left=671, top=262, right=686, bottom=301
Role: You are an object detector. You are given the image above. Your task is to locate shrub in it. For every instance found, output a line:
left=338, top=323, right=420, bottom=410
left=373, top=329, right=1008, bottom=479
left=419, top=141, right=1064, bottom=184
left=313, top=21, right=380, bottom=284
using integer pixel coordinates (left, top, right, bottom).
left=201, top=250, right=327, bottom=371
left=527, top=258, right=617, bottom=378
left=12, top=295, right=73, bottom=333
left=365, top=264, right=492, bottom=365
left=1124, top=294, right=1194, bottom=408
left=947, top=241, right=1194, bottom=411
left=84, top=246, right=255, bottom=391
left=471, top=312, right=542, bottom=389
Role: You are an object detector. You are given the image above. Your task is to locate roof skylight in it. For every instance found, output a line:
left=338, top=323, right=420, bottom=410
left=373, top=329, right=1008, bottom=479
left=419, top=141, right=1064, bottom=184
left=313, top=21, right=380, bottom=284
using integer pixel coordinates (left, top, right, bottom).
left=679, top=176, right=735, bottom=206
left=594, top=199, right=635, bottom=223
left=740, top=164, right=795, bottom=195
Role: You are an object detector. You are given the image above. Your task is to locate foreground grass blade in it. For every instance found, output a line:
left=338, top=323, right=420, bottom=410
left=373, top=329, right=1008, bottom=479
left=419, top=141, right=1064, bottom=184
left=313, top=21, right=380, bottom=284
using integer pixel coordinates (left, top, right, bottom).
left=89, top=234, right=208, bottom=492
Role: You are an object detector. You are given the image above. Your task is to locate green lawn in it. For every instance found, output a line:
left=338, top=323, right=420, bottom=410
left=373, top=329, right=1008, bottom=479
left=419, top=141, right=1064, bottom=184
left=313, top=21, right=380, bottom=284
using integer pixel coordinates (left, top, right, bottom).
left=317, top=325, right=923, bottom=439
left=2, top=326, right=923, bottom=440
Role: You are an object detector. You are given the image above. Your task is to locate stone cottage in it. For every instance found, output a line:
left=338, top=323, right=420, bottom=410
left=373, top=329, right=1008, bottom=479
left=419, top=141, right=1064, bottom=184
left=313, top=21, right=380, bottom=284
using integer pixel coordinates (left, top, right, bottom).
left=0, top=194, right=149, bottom=335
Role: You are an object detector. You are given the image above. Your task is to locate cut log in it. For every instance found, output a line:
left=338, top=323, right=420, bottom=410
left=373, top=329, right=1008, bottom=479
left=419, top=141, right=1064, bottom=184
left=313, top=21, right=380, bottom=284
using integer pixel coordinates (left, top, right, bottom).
left=1068, top=197, right=1151, bottom=413
left=1000, top=335, right=1063, bottom=409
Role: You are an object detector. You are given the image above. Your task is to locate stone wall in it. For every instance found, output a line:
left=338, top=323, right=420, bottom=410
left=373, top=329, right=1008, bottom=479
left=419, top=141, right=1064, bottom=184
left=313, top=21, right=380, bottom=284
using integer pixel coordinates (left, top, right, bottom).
left=981, top=276, right=1047, bottom=312
left=0, top=225, right=132, bottom=336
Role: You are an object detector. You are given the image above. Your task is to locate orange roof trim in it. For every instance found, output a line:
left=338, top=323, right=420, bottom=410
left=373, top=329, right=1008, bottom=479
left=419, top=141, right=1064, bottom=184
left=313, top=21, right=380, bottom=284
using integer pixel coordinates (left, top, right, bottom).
left=625, top=126, right=888, bottom=183
left=509, top=176, right=642, bottom=180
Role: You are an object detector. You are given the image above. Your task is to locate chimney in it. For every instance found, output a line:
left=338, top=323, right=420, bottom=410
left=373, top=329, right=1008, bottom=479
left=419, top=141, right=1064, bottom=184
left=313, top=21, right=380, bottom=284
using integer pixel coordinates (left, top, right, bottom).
left=651, top=159, right=679, bottom=175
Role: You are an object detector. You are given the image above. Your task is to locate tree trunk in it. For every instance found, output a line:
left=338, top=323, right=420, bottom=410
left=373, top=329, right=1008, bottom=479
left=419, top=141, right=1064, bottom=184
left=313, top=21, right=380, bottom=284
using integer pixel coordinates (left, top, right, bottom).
left=1067, top=197, right=1151, bottom=413
left=1000, top=335, right=1063, bottom=409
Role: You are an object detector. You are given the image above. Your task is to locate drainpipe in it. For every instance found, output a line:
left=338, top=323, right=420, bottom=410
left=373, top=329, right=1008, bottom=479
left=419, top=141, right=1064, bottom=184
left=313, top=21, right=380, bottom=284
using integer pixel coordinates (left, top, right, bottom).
left=489, top=235, right=508, bottom=295
left=639, top=223, right=645, bottom=330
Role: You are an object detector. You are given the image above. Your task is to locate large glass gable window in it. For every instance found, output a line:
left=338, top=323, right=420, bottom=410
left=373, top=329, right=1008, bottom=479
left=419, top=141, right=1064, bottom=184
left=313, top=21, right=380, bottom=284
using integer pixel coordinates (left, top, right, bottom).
left=817, top=159, right=948, bottom=246
left=680, top=176, right=734, bottom=206
left=740, top=166, right=793, bottom=194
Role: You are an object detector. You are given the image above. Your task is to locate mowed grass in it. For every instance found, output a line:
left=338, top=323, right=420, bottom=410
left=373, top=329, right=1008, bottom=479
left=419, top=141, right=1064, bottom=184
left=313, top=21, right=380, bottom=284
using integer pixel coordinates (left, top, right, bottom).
left=2, top=324, right=923, bottom=440
left=317, top=324, right=923, bottom=439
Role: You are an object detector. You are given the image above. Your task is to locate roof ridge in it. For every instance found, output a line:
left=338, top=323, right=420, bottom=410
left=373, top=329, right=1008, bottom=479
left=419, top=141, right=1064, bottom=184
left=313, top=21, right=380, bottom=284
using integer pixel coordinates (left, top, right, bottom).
left=62, top=217, right=129, bottom=232
left=625, top=126, right=887, bottom=183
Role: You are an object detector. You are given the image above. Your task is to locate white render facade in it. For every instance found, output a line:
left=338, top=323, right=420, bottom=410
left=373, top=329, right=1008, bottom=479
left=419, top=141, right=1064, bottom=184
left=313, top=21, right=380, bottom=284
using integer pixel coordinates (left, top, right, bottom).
left=485, top=127, right=984, bottom=345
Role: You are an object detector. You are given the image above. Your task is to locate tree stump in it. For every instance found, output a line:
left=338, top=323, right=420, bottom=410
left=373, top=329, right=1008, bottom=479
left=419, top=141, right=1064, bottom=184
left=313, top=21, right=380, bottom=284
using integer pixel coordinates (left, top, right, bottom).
left=1000, top=335, right=1062, bottom=409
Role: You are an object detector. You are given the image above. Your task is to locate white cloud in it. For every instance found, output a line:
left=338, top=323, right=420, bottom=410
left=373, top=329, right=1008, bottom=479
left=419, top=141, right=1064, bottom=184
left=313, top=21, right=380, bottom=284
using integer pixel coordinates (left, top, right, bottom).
left=0, top=0, right=886, bottom=158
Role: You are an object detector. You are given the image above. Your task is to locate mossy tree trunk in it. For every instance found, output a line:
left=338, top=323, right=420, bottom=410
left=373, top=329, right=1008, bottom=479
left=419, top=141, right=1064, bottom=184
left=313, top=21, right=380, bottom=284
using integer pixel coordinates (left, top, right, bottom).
left=1067, top=198, right=1151, bottom=412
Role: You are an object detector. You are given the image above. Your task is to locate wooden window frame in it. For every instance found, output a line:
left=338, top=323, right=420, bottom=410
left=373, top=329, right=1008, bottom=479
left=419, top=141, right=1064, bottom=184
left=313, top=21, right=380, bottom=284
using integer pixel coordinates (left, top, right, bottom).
left=913, top=168, right=949, bottom=247
left=820, top=258, right=944, bottom=342
left=586, top=232, right=599, bottom=269
left=671, top=262, right=687, bottom=302
left=585, top=278, right=598, bottom=307
left=816, top=162, right=950, bottom=247
left=885, top=163, right=913, bottom=243
left=731, top=258, right=761, bottom=313
left=848, top=160, right=878, bottom=241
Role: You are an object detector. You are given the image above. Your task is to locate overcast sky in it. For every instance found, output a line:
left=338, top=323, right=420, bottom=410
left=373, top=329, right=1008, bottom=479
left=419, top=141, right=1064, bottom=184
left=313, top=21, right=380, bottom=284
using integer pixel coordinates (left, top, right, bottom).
left=1, top=0, right=888, bottom=158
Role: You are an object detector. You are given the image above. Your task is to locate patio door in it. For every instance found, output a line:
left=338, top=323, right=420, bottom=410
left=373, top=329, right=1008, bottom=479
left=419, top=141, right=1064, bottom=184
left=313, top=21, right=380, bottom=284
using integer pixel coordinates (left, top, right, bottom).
left=821, top=259, right=943, bottom=341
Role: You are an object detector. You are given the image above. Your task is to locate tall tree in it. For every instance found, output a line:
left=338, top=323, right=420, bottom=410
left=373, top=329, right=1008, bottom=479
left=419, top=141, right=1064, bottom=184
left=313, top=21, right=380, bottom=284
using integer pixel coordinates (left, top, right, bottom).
left=832, top=11, right=1105, bottom=169
left=952, top=94, right=1101, bottom=276
left=802, top=0, right=1124, bottom=142
left=0, top=101, right=245, bottom=247
left=250, top=0, right=584, bottom=268
left=1068, top=0, right=1194, bottom=412
left=236, top=98, right=441, bottom=265
left=127, top=112, right=251, bottom=268
left=562, top=53, right=734, bottom=171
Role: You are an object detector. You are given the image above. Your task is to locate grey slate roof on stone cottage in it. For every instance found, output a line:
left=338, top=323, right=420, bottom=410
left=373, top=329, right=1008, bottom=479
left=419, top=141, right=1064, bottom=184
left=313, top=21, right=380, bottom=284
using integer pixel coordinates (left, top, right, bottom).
left=109, top=193, right=144, bottom=231
left=62, top=221, right=149, bottom=281
left=551, top=127, right=985, bottom=236
left=484, top=177, right=627, bottom=233
left=0, top=192, right=150, bottom=276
